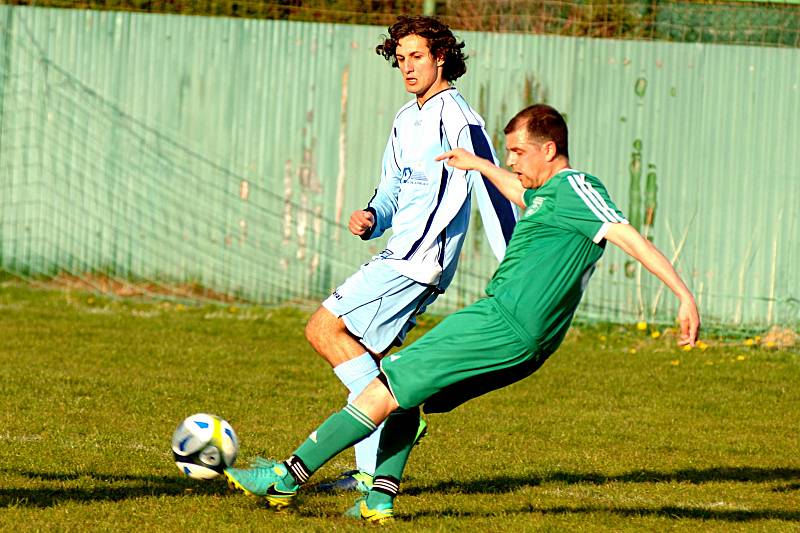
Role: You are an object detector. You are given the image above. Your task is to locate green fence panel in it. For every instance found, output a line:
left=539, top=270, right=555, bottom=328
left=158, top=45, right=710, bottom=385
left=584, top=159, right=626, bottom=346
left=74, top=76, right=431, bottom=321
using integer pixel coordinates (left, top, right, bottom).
left=0, top=5, right=798, bottom=327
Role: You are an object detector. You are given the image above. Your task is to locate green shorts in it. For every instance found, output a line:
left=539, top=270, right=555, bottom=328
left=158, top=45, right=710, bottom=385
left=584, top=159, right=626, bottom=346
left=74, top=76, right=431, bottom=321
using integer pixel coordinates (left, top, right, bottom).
left=380, top=297, right=549, bottom=413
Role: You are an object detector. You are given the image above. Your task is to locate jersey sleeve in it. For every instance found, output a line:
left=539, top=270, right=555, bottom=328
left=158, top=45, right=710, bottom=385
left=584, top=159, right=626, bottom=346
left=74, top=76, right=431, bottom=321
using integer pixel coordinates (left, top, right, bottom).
left=363, top=128, right=401, bottom=240
left=556, top=172, right=628, bottom=243
left=459, top=125, right=519, bottom=262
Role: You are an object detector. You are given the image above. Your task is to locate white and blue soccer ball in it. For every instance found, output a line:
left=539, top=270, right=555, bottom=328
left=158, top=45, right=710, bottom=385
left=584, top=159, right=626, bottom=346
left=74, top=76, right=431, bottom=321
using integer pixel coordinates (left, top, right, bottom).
left=171, top=413, right=239, bottom=479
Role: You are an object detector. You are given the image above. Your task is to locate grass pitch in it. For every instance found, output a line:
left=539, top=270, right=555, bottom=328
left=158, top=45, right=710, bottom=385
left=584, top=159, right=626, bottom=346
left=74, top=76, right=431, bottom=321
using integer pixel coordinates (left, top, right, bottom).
left=0, top=282, right=799, bottom=532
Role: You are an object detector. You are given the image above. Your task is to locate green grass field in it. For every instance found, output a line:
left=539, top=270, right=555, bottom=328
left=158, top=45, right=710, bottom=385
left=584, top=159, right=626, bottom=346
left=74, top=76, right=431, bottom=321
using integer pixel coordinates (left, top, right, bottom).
left=1, top=281, right=799, bottom=532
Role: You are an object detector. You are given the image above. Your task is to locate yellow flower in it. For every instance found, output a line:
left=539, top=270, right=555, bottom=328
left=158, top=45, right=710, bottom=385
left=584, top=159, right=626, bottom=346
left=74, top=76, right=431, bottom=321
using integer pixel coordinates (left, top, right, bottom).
left=736, top=355, right=746, bottom=361
left=87, top=297, right=95, bottom=304
left=229, top=306, right=238, bottom=314
left=697, top=341, right=709, bottom=351
left=599, top=335, right=607, bottom=342
left=754, top=336, right=761, bottom=342
left=650, top=331, right=661, bottom=339
left=744, top=338, right=755, bottom=346
left=636, top=321, right=648, bottom=331
left=176, top=304, right=186, bottom=311
left=629, top=348, right=637, bottom=354
left=670, top=359, right=681, bottom=366
left=682, top=344, right=693, bottom=351
left=765, top=341, right=776, bottom=349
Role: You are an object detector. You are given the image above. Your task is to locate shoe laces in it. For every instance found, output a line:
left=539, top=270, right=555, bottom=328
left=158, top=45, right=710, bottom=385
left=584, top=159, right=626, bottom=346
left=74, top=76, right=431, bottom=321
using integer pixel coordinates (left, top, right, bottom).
left=249, top=456, right=279, bottom=469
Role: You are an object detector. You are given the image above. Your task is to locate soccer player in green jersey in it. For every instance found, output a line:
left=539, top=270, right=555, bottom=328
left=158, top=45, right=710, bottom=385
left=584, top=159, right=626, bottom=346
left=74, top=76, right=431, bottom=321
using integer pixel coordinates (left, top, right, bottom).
left=224, top=104, right=701, bottom=523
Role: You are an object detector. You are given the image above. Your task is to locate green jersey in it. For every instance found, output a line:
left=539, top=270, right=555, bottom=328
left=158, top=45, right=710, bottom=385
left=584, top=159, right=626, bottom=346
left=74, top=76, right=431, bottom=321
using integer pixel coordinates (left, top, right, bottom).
left=485, top=169, right=627, bottom=355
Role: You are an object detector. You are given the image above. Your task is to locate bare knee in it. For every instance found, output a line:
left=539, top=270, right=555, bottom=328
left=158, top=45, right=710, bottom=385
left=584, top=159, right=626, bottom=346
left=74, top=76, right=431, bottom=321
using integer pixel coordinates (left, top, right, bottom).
left=352, top=378, right=399, bottom=425
left=305, top=307, right=333, bottom=348
left=305, top=307, right=366, bottom=366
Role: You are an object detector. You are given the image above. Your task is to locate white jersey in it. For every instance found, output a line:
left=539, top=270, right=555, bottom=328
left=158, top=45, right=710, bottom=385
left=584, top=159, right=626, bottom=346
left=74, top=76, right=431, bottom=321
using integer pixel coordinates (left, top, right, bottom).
left=363, top=88, right=517, bottom=286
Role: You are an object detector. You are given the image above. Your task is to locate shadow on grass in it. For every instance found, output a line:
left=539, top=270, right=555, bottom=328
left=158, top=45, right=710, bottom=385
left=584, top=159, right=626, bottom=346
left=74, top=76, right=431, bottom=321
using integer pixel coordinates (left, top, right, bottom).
left=0, top=468, right=230, bottom=508
left=405, top=466, right=800, bottom=496
left=774, top=483, right=800, bottom=493
left=4, top=466, right=799, bottom=517
left=408, top=504, right=800, bottom=522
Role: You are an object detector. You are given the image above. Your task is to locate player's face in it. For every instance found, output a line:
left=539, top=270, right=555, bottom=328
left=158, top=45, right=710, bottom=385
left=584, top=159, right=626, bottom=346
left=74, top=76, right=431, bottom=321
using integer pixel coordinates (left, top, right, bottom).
left=395, top=34, right=446, bottom=104
left=505, top=128, right=553, bottom=189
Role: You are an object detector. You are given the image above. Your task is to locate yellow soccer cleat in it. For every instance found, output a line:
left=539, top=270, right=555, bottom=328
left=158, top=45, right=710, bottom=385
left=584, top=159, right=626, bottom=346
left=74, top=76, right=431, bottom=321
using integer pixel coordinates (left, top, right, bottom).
left=344, top=496, right=394, bottom=524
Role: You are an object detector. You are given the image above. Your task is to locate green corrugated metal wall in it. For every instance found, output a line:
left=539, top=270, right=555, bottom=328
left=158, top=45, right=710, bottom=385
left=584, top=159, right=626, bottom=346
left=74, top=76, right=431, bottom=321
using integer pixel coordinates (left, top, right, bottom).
left=1, top=5, right=798, bottom=327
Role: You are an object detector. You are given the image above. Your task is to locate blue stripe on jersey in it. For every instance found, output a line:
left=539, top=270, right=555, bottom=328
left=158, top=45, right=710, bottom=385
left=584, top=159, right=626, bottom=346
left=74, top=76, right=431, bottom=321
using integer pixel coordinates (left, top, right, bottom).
left=469, top=125, right=516, bottom=244
left=359, top=189, right=380, bottom=240
left=437, top=227, right=446, bottom=268
left=391, top=129, right=400, bottom=169
left=404, top=164, right=450, bottom=260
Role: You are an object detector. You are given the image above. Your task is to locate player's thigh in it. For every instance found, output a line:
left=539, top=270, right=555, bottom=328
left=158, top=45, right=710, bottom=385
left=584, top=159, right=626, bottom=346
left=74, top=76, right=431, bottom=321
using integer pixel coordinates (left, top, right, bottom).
left=380, top=298, right=535, bottom=409
left=305, top=305, right=344, bottom=340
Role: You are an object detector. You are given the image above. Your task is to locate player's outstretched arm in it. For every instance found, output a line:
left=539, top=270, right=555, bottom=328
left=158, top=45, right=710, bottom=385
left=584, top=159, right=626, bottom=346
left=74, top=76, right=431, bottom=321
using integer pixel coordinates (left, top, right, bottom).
left=437, top=148, right=526, bottom=208
left=605, top=223, right=700, bottom=347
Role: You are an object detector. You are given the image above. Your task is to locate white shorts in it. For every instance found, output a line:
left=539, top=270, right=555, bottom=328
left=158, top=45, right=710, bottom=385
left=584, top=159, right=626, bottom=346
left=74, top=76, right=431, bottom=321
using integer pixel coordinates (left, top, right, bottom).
left=322, top=260, right=441, bottom=353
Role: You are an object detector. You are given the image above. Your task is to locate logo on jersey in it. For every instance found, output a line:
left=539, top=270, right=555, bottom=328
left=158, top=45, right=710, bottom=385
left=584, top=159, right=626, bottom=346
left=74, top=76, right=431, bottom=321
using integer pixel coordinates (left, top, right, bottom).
left=525, top=196, right=545, bottom=217
left=400, top=166, right=428, bottom=185
left=332, top=290, right=343, bottom=300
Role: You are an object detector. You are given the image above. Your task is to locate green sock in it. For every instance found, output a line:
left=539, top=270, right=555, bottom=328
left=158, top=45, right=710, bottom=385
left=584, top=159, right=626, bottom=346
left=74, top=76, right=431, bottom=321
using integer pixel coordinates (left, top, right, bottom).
left=366, top=407, right=419, bottom=508
left=287, top=404, right=377, bottom=484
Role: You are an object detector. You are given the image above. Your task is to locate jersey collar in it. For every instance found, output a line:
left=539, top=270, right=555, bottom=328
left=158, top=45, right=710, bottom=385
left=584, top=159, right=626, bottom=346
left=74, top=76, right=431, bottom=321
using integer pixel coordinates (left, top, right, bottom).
left=417, top=87, right=458, bottom=109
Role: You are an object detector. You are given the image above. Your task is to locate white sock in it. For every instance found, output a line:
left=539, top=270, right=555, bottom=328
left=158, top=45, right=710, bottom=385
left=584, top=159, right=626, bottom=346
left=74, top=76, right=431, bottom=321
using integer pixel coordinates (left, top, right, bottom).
left=353, top=418, right=384, bottom=475
left=332, top=352, right=379, bottom=393
left=332, top=353, right=380, bottom=475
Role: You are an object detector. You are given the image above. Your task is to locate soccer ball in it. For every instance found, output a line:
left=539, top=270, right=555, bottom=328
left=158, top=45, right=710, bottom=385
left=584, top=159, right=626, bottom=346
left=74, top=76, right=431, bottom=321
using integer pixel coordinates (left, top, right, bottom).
left=171, top=413, right=239, bottom=479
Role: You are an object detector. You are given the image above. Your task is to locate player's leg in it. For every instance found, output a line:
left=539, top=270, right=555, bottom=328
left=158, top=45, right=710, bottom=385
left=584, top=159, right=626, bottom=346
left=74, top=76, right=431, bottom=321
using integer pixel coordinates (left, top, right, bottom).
left=349, top=286, right=438, bottom=479
left=303, top=264, right=396, bottom=489
left=306, top=261, right=423, bottom=408
left=344, top=299, right=539, bottom=520
left=225, top=379, right=399, bottom=509
left=303, top=307, right=381, bottom=490
left=307, top=262, right=436, bottom=488
left=305, top=305, right=370, bottom=367
left=305, top=305, right=380, bottom=430
left=345, top=406, right=420, bottom=523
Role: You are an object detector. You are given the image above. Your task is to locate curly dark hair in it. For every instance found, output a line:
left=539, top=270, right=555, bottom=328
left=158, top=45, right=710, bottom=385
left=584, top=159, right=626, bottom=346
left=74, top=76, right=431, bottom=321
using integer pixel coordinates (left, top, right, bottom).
left=375, top=16, right=467, bottom=82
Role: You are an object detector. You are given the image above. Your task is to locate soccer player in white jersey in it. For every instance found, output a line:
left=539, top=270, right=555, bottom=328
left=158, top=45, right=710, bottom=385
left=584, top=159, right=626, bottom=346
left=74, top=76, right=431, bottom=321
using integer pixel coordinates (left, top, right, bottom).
left=303, top=16, right=517, bottom=491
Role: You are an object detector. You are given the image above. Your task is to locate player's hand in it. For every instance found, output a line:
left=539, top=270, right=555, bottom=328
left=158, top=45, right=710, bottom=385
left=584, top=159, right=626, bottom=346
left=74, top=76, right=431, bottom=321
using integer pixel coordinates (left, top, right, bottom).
left=436, top=148, right=483, bottom=171
left=349, top=210, right=375, bottom=236
left=676, top=298, right=700, bottom=347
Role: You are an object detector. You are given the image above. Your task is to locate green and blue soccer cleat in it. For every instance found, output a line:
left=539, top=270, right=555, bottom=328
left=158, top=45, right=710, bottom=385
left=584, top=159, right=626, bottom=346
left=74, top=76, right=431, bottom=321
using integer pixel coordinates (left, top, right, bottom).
left=316, top=469, right=374, bottom=492
left=224, top=459, right=298, bottom=510
left=344, top=496, right=394, bottom=524
left=249, top=456, right=277, bottom=469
